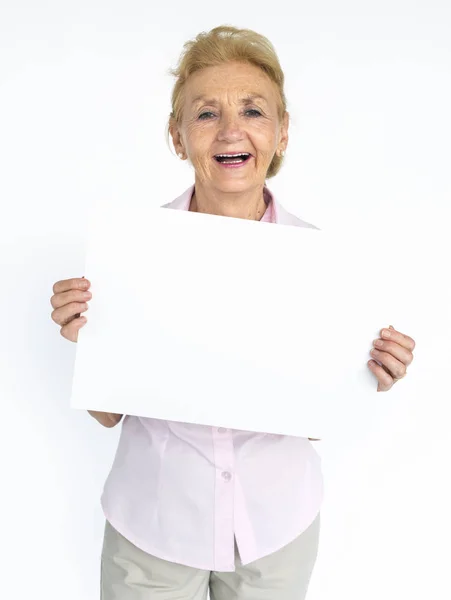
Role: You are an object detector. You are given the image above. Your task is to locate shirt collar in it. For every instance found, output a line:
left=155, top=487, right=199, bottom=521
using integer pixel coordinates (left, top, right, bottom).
left=179, top=185, right=276, bottom=221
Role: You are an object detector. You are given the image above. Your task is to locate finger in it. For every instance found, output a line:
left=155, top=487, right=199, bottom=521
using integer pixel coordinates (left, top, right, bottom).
left=50, top=287, right=92, bottom=310
left=107, top=413, right=123, bottom=426
left=52, top=277, right=90, bottom=295
left=381, top=326, right=415, bottom=352
left=367, top=359, right=394, bottom=392
left=369, top=347, right=407, bottom=380
left=60, top=316, right=87, bottom=343
left=372, top=338, right=414, bottom=367
left=51, top=301, right=89, bottom=326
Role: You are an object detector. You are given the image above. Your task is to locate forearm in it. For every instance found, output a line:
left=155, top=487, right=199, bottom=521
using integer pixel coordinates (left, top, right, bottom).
left=88, top=410, right=123, bottom=428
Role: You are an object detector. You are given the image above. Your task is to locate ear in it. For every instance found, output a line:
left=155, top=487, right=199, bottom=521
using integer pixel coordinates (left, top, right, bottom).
left=169, top=118, right=184, bottom=156
left=278, top=111, right=289, bottom=153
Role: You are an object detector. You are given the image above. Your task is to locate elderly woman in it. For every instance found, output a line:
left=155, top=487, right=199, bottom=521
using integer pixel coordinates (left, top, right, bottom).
left=50, top=26, right=415, bottom=600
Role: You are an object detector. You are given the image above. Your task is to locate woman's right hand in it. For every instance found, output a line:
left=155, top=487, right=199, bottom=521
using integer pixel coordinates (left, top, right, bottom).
left=50, top=276, right=91, bottom=342
left=50, top=277, right=123, bottom=428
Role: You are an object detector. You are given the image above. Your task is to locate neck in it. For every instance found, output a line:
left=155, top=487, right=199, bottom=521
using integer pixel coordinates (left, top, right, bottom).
left=189, top=180, right=267, bottom=221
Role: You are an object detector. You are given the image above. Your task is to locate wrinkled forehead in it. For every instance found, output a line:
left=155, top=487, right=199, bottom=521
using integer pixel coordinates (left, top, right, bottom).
left=190, top=92, right=270, bottom=110
left=183, top=62, right=280, bottom=107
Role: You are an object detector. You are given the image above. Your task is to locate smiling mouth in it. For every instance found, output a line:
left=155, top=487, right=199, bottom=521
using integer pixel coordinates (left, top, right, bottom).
left=214, top=153, right=252, bottom=164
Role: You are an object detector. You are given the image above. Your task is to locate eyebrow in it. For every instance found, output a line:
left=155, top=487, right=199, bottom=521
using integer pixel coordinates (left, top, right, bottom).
left=191, top=94, right=269, bottom=107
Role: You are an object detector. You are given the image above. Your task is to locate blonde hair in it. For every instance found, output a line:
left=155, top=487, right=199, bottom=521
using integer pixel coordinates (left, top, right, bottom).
left=167, top=25, right=288, bottom=178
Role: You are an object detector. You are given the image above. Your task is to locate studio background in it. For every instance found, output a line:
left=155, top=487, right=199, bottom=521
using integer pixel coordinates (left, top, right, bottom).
left=1, top=1, right=450, bottom=599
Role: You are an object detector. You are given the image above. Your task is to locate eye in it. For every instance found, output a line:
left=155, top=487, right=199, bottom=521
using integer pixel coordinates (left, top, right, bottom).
left=245, top=109, right=262, bottom=117
left=198, top=111, right=215, bottom=120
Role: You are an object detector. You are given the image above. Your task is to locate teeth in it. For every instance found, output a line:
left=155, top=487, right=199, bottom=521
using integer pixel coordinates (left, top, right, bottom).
left=215, top=153, right=250, bottom=158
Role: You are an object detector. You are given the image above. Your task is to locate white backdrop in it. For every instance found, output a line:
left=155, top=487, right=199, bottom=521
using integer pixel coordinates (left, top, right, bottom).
left=1, top=1, right=450, bottom=599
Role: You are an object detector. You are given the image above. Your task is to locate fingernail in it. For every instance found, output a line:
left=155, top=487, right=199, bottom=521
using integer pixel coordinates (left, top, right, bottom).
left=374, top=339, right=384, bottom=347
left=382, top=329, right=391, bottom=338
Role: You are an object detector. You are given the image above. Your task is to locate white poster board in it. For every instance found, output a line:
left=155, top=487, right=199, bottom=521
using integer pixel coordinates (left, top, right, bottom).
left=71, top=194, right=416, bottom=438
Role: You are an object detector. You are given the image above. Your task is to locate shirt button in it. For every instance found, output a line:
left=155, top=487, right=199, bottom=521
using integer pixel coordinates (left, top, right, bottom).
left=218, top=427, right=227, bottom=433
left=221, top=471, right=232, bottom=482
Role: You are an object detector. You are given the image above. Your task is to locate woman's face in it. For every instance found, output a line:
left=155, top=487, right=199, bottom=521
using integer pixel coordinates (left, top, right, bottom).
left=171, top=61, right=288, bottom=194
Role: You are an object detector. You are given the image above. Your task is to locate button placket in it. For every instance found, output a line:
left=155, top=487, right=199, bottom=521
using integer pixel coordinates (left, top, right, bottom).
left=212, top=427, right=235, bottom=570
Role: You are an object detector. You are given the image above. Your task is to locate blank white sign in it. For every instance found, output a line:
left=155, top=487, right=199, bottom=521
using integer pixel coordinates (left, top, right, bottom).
left=71, top=194, right=416, bottom=438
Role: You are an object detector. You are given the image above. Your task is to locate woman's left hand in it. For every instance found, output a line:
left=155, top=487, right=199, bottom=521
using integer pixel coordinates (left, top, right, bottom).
left=368, top=325, right=415, bottom=392
left=308, top=324, right=415, bottom=441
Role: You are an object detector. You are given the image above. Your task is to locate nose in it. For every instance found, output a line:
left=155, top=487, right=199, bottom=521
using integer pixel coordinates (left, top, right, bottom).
left=216, top=112, right=245, bottom=143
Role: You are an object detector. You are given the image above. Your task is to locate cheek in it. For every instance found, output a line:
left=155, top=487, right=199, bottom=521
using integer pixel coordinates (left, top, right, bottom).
left=254, top=138, right=278, bottom=166
left=252, top=123, right=279, bottom=152
left=190, top=146, right=212, bottom=172
left=196, top=157, right=213, bottom=181
left=185, top=126, right=211, bottom=159
left=185, top=133, right=213, bottom=179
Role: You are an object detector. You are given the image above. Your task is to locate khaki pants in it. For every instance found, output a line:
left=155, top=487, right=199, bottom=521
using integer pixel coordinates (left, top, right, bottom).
left=101, top=513, right=320, bottom=600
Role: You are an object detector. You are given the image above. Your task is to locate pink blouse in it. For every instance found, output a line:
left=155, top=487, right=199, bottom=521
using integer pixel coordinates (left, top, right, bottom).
left=100, top=186, right=324, bottom=572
